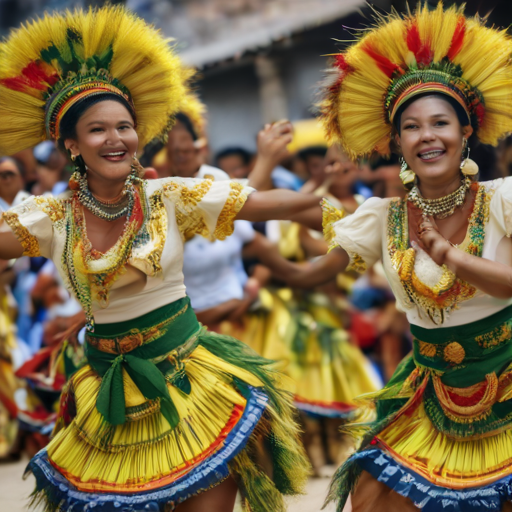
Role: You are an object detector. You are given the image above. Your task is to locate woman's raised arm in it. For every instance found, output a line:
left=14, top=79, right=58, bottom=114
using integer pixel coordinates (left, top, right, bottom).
left=236, top=190, right=321, bottom=228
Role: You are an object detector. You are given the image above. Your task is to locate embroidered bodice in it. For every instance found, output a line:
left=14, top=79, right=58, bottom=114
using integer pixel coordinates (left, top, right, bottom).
left=327, top=178, right=512, bottom=328
left=1, top=177, right=253, bottom=326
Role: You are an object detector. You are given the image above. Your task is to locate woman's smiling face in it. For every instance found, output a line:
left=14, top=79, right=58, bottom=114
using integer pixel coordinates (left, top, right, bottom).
left=396, top=95, right=473, bottom=188
left=64, top=100, right=138, bottom=184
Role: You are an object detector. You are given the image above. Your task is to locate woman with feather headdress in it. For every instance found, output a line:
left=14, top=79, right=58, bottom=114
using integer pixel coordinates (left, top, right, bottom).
left=0, top=6, right=318, bottom=511
left=270, top=3, right=512, bottom=511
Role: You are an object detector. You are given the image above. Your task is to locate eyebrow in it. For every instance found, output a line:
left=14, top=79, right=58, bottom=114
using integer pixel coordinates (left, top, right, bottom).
left=86, top=119, right=134, bottom=127
left=402, top=113, right=450, bottom=122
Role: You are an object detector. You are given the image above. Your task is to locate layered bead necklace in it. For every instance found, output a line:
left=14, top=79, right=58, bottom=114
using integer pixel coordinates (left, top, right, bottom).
left=66, top=169, right=147, bottom=331
left=407, top=177, right=471, bottom=219
left=75, top=171, right=135, bottom=221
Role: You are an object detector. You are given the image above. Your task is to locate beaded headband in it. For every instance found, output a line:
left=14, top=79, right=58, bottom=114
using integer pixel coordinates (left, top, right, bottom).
left=45, top=77, right=136, bottom=140
left=387, top=69, right=482, bottom=129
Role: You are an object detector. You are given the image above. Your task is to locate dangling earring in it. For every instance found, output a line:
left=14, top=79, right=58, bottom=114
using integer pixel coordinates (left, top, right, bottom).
left=399, top=157, right=416, bottom=189
left=460, top=138, right=479, bottom=177
left=68, top=153, right=84, bottom=191
left=131, top=153, right=145, bottom=180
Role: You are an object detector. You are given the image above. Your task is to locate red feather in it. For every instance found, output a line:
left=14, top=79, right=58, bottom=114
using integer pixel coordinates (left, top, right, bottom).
left=447, top=17, right=466, bottom=60
left=363, top=44, right=400, bottom=78
left=334, top=54, right=351, bottom=72
left=0, top=61, right=58, bottom=93
left=406, top=22, right=433, bottom=67
left=406, top=23, right=422, bottom=55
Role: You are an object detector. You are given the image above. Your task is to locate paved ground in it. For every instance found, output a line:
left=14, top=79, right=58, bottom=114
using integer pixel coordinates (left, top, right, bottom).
left=0, top=457, right=336, bottom=512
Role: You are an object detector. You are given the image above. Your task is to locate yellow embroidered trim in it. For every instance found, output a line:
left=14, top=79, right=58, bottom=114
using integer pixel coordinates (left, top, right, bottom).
left=33, top=196, right=65, bottom=223
left=321, top=198, right=346, bottom=252
left=163, top=179, right=213, bottom=241
left=213, top=181, right=250, bottom=240
left=419, top=340, right=437, bottom=358
left=476, top=320, right=512, bottom=349
left=144, top=191, right=167, bottom=275
left=2, top=211, right=40, bottom=256
left=347, top=252, right=367, bottom=273
left=443, top=341, right=465, bottom=365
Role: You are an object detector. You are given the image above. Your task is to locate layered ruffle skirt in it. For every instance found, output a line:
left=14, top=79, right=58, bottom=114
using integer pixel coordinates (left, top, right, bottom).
left=28, top=297, right=309, bottom=511
left=328, top=304, right=512, bottom=512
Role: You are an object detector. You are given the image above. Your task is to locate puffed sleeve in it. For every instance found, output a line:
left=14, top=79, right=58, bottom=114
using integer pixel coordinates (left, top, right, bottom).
left=322, top=196, right=388, bottom=272
left=162, top=177, right=255, bottom=241
left=490, top=177, right=512, bottom=237
left=0, top=195, right=62, bottom=258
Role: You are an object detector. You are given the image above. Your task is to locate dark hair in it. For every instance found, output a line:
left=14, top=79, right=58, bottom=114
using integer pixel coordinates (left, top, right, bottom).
left=0, top=156, right=25, bottom=177
left=175, top=113, right=198, bottom=141
left=394, top=93, right=471, bottom=135
left=297, top=145, right=328, bottom=161
left=215, top=147, right=252, bottom=167
left=57, top=93, right=136, bottom=154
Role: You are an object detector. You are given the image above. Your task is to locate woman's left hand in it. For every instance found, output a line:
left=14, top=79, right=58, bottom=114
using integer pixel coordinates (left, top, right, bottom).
left=417, top=216, right=453, bottom=266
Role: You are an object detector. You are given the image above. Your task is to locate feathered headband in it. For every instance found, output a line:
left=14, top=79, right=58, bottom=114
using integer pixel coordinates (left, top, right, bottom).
left=321, top=2, right=512, bottom=159
left=0, top=6, right=192, bottom=156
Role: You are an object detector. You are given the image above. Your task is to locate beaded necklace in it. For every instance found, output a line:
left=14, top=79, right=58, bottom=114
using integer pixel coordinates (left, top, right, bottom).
left=388, top=182, right=493, bottom=324
left=63, top=181, right=147, bottom=331
left=407, top=177, right=471, bottom=219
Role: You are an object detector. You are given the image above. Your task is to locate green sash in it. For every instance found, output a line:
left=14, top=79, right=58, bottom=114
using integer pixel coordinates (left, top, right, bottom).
left=411, top=304, right=512, bottom=387
left=85, top=297, right=200, bottom=427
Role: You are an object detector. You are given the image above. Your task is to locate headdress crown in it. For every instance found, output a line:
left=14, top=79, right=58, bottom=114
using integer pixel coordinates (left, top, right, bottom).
left=0, top=6, right=192, bottom=155
left=321, top=2, right=512, bottom=159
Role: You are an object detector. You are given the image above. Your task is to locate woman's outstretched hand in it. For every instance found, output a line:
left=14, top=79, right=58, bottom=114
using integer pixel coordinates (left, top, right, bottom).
left=416, top=215, right=453, bottom=266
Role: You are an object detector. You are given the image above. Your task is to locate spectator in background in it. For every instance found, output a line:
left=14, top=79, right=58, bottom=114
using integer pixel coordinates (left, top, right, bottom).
left=0, top=157, right=29, bottom=211
left=31, top=141, right=68, bottom=196
left=296, top=146, right=327, bottom=182
left=215, top=147, right=254, bottom=179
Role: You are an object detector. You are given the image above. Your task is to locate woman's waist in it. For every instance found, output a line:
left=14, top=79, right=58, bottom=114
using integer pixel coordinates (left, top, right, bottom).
left=91, top=286, right=187, bottom=325
left=411, top=304, right=512, bottom=387
left=86, top=297, right=200, bottom=357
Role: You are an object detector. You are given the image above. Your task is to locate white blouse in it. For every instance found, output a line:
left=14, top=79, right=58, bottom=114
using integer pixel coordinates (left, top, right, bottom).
left=1, top=177, right=254, bottom=325
left=328, top=178, right=512, bottom=329
left=183, top=220, right=255, bottom=312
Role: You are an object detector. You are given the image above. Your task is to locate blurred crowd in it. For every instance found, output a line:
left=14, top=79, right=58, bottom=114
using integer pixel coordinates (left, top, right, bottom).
left=0, top=111, right=510, bottom=472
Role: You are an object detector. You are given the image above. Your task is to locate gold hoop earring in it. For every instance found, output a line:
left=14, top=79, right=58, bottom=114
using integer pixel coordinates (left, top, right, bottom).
left=399, top=157, right=415, bottom=189
left=460, top=138, right=479, bottom=176
left=70, top=154, right=76, bottom=162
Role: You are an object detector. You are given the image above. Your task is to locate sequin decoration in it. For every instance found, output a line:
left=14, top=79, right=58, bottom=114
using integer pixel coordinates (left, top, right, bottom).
left=387, top=184, right=493, bottom=324
left=163, top=179, right=213, bottom=241
left=213, top=182, right=251, bottom=240
left=2, top=211, right=41, bottom=256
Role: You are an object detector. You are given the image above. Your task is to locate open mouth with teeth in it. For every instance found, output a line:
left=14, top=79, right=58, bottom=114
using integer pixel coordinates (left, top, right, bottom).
left=418, top=149, right=446, bottom=162
left=101, top=151, right=128, bottom=162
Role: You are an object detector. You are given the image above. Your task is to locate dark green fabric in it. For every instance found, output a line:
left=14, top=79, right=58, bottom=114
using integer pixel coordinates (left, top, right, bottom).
left=412, top=304, right=512, bottom=387
left=85, top=297, right=198, bottom=426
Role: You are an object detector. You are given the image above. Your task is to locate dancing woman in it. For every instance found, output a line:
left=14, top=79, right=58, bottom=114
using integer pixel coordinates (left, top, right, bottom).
left=272, top=4, right=512, bottom=511
left=0, top=7, right=313, bottom=512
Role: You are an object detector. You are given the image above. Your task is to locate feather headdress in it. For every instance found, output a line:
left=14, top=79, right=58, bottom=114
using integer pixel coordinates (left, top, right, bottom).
left=321, top=2, right=512, bottom=159
left=0, top=6, right=192, bottom=155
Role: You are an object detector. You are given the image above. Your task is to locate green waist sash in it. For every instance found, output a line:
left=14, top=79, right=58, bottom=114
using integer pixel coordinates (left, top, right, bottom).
left=411, top=304, right=512, bottom=388
left=85, top=297, right=200, bottom=427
